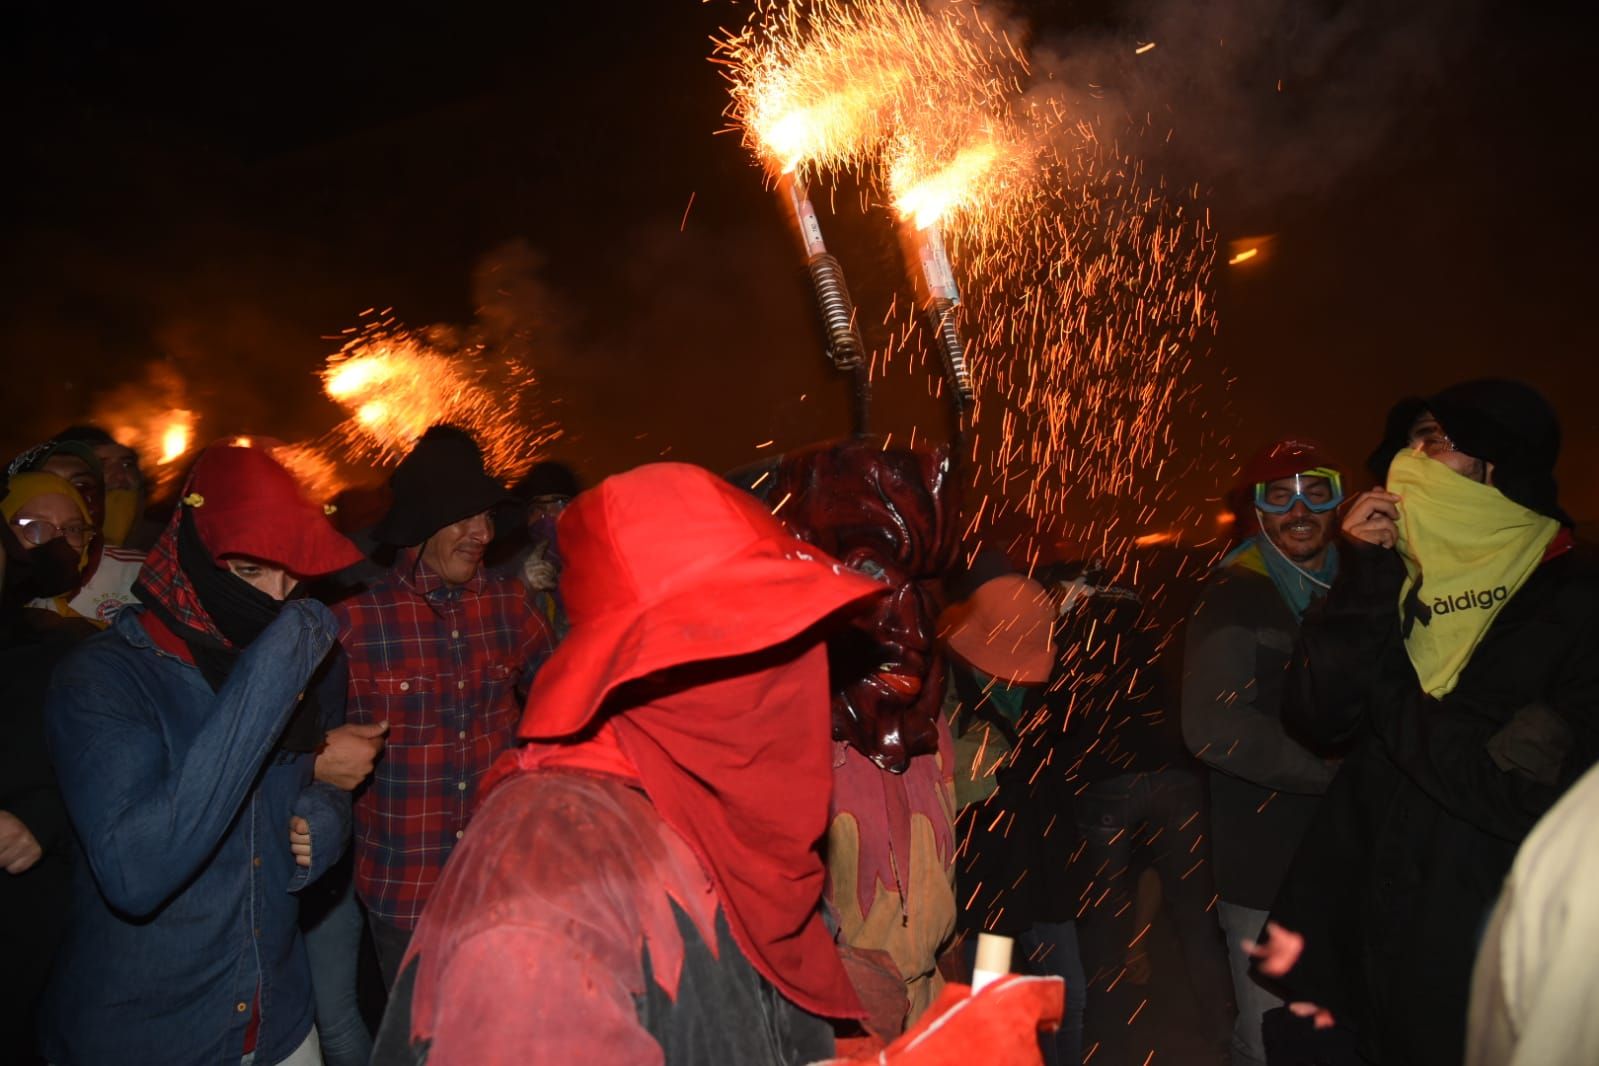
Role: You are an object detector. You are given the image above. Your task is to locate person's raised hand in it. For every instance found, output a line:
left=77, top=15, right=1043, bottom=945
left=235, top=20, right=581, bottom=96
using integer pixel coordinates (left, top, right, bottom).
left=1341, top=488, right=1401, bottom=549
left=522, top=544, right=559, bottom=591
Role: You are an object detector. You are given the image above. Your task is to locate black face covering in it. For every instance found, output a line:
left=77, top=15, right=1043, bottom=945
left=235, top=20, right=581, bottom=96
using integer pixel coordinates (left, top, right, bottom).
left=139, top=511, right=325, bottom=752
left=1, top=521, right=83, bottom=620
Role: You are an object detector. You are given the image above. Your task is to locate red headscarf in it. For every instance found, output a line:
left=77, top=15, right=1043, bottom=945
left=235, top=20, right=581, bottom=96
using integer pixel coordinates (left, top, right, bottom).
left=480, top=462, right=882, bottom=1019
left=135, top=442, right=362, bottom=641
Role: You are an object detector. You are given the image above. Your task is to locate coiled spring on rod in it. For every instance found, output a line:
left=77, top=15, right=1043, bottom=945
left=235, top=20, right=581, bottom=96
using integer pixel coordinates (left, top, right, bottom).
left=806, top=253, right=865, bottom=371
left=926, top=297, right=974, bottom=409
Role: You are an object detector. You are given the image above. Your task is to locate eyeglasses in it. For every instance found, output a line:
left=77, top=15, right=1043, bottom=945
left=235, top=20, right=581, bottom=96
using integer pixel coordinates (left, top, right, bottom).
left=1406, top=417, right=1458, bottom=458
left=1409, top=431, right=1458, bottom=457
left=10, top=516, right=95, bottom=547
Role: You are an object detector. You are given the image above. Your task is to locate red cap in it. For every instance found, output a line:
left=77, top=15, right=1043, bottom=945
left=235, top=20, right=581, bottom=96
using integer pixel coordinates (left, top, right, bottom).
left=185, top=444, right=364, bottom=578
left=1239, top=438, right=1342, bottom=487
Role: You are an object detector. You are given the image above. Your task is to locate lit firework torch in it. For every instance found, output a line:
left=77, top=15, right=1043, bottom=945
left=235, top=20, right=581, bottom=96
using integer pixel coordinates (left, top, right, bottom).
left=745, top=76, right=874, bottom=433
left=725, top=12, right=904, bottom=436
left=775, top=171, right=871, bottom=432
left=891, top=140, right=995, bottom=418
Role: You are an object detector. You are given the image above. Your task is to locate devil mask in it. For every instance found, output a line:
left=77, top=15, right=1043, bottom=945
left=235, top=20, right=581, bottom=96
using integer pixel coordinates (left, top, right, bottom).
left=760, top=439, right=959, bottom=773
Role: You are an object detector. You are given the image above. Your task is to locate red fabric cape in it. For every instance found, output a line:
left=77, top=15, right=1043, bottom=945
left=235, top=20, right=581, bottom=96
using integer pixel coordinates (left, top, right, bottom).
left=483, top=638, right=862, bottom=1021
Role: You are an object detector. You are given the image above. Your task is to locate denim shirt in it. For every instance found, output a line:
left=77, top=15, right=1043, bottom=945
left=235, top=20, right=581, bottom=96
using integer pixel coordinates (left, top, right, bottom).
left=39, top=601, right=351, bottom=1066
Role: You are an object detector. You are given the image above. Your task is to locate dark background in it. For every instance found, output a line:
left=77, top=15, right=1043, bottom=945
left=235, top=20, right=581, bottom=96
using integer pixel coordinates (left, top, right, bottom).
left=4, top=1, right=1593, bottom=525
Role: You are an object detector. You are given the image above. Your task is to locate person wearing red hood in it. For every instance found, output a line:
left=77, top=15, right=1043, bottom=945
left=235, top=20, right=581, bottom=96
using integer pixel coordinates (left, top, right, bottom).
left=37, top=442, right=364, bottom=1066
left=369, top=462, right=889, bottom=1065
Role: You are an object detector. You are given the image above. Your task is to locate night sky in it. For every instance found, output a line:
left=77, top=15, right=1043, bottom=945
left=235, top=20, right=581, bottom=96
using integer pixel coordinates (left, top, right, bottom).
left=5, top=1, right=1594, bottom=527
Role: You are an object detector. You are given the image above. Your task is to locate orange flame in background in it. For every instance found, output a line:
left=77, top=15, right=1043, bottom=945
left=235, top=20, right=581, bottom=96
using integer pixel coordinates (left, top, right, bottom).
left=91, top=364, right=201, bottom=489
left=90, top=310, right=559, bottom=504
left=158, top=411, right=195, bottom=465
left=280, top=312, right=560, bottom=499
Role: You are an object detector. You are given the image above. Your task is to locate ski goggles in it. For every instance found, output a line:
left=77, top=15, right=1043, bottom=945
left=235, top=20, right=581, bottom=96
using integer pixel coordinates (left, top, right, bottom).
left=1253, top=468, right=1344, bottom=514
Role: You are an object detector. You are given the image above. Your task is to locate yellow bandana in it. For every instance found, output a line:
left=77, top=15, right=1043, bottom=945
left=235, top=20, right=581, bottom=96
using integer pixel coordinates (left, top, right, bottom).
left=1389, top=449, right=1558, bottom=697
left=102, top=488, right=140, bottom=546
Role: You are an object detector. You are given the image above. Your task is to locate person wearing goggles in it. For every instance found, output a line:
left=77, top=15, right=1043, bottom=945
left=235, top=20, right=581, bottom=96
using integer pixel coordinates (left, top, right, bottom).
left=1253, top=468, right=1345, bottom=516
left=1181, top=438, right=1348, bottom=1066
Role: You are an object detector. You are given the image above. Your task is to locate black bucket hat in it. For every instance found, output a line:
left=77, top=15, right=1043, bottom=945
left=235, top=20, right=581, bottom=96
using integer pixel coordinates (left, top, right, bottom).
left=372, top=425, right=517, bottom=546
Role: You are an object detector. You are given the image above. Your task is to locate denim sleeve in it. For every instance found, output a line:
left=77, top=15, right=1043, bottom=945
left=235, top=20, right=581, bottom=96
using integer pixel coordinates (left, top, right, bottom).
left=288, top=778, right=351, bottom=892
left=314, top=643, right=349, bottom=730
left=46, top=600, right=339, bottom=918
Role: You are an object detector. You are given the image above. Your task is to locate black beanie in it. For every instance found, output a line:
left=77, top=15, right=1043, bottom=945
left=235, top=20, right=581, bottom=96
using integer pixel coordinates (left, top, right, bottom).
left=1370, top=380, right=1567, bottom=525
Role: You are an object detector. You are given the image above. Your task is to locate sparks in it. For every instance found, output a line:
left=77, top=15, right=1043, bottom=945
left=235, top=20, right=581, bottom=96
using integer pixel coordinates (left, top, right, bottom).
left=719, top=0, right=1224, bottom=616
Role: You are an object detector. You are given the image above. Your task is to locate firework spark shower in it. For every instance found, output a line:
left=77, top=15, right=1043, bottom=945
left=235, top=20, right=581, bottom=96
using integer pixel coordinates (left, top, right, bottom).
left=719, top=0, right=1224, bottom=562
left=287, top=311, right=560, bottom=497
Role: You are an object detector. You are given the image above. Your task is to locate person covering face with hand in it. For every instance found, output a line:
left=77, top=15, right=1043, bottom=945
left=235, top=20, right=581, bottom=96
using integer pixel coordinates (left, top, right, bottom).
left=37, top=441, right=365, bottom=1066
left=1262, top=380, right=1599, bottom=1066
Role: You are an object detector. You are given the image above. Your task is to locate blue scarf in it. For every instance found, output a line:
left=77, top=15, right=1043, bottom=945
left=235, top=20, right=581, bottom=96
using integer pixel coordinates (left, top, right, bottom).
left=1222, top=534, right=1339, bottom=620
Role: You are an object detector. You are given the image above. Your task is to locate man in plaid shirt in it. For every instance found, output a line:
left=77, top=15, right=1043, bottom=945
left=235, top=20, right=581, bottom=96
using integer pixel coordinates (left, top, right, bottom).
left=335, top=427, right=553, bottom=985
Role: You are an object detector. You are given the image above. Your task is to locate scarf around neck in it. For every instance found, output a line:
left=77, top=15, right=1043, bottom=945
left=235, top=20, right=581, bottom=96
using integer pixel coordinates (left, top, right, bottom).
left=135, top=509, right=326, bottom=751
left=1224, top=534, right=1339, bottom=621
left=482, top=638, right=862, bottom=1021
left=1388, top=449, right=1559, bottom=697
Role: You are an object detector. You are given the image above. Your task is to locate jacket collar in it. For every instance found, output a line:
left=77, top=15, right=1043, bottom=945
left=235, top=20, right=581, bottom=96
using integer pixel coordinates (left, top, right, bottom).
left=393, top=547, right=486, bottom=602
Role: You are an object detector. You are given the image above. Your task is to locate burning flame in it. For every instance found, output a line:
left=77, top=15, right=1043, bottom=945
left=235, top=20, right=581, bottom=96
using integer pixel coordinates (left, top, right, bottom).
left=159, top=411, right=195, bottom=465
left=311, top=315, right=558, bottom=489
left=321, top=337, right=478, bottom=456
left=891, top=139, right=1002, bottom=229
left=723, top=0, right=1023, bottom=184
left=755, top=86, right=896, bottom=174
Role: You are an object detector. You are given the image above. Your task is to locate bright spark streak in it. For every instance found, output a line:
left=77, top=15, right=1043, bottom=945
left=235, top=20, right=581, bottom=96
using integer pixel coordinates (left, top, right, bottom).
left=1228, top=248, right=1259, bottom=265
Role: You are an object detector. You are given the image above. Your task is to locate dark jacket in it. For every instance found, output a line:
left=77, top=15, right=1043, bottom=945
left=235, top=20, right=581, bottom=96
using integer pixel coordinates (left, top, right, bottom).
left=40, top=603, right=351, bottom=1066
left=0, top=610, right=96, bottom=1056
left=1269, top=540, right=1599, bottom=1066
left=950, top=669, right=1082, bottom=936
left=1182, top=563, right=1337, bottom=908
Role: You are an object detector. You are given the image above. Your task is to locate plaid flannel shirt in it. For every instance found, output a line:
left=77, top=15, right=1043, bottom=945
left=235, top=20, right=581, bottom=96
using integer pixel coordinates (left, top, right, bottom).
left=335, top=551, right=552, bottom=929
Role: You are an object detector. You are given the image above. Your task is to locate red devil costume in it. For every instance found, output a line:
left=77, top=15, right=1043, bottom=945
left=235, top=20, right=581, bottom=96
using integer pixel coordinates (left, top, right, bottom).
left=757, top=439, right=962, bottom=1036
left=370, top=462, right=886, bottom=1065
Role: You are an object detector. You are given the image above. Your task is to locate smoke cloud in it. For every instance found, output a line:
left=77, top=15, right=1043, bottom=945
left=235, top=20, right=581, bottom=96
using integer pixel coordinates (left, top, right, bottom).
left=1027, top=0, right=1487, bottom=219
